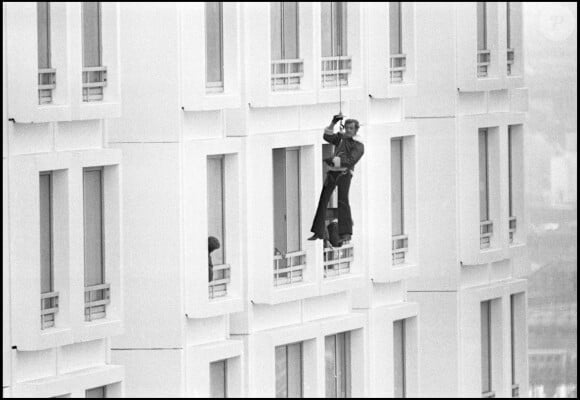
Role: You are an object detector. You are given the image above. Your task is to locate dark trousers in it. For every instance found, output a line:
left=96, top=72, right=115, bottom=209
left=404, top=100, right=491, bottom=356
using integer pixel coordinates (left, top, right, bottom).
left=311, top=171, right=353, bottom=237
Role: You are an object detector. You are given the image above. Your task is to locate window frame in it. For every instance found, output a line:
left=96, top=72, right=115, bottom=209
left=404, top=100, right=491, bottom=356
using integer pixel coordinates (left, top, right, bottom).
left=37, top=2, right=52, bottom=69
left=271, top=2, right=300, bottom=61
left=325, top=331, right=351, bottom=398
left=391, top=137, right=405, bottom=237
left=477, top=2, right=487, bottom=51
left=389, top=2, right=403, bottom=55
left=393, top=319, right=407, bottom=398
left=321, top=2, right=348, bottom=58
left=481, top=300, right=492, bottom=396
left=478, top=129, right=489, bottom=222
left=207, top=155, right=227, bottom=265
left=83, top=166, right=106, bottom=287
left=81, top=2, right=103, bottom=68
left=205, top=2, right=224, bottom=90
left=39, top=171, right=54, bottom=294
left=275, top=341, right=304, bottom=398
left=210, top=359, right=228, bottom=398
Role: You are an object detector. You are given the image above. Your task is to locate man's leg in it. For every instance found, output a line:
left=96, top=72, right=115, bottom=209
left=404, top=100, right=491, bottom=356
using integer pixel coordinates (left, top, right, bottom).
left=310, top=172, right=339, bottom=237
left=337, top=172, right=353, bottom=237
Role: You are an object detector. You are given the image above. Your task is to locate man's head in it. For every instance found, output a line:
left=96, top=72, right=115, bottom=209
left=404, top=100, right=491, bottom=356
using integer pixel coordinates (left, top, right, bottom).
left=208, top=236, right=220, bottom=253
left=343, top=119, right=360, bottom=138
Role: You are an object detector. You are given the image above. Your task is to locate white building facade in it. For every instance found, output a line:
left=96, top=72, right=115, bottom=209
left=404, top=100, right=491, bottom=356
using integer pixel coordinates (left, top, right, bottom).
left=3, top=2, right=124, bottom=398
left=3, top=2, right=529, bottom=398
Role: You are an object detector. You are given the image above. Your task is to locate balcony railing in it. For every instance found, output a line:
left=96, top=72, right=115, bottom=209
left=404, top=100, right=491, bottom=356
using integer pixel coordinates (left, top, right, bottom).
left=206, top=80, right=224, bottom=94
left=82, top=66, right=107, bottom=102
left=209, top=263, right=231, bottom=299
left=324, top=243, right=354, bottom=278
left=271, top=59, right=304, bottom=91
left=392, top=234, right=409, bottom=265
left=482, top=391, right=496, bottom=398
left=41, top=291, right=59, bottom=330
left=390, top=54, right=406, bottom=83
left=480, top=220, right=493, bottom=249
left=38, top=68, right=56, bottom=105
left=477, top=50, right=491, bottom=78
left=84, top=283, right=110, bottom=322
left=509, top=216, right=517, bottom=244
left=273, top=250, right=306, bottom=286
left=321, top=56, right=352, bottom=88
left=507, top=48, right=515, bottom=75
left=512, top=383, right=520, bottom=397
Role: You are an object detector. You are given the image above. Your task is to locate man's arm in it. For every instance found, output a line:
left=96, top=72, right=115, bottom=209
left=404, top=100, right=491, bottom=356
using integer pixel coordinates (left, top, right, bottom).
left=323, top=114, right=344, bottom=145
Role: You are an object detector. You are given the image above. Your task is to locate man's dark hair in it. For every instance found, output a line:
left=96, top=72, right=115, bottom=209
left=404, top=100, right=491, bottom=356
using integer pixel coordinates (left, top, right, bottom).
left=344, top=119, right=360, bottom=131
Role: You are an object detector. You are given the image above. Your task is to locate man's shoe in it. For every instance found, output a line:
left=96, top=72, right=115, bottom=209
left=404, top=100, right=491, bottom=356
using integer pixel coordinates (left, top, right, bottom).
left=308, top=233, right=322, bottom=241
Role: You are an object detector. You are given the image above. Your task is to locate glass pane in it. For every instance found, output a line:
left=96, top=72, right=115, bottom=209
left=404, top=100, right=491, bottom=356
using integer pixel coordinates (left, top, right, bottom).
left=285, top=149, right=301, bottom=253
left=394, top=320, right=406, bottom=398
left=85, top=386, right=105, bottom=398
left=82, top=2, right=102, bottom=67
left=275, top=345, right=288, bottom=398
left=210, top=360, right=227, bottom=398
left=477, top=2, right=487, bottom=50
left=336, top=332, right=351, bottom=398
left=325, top=335, right=337, bottom=398
left=205, top=2, right=223, bottom=84
left=37, top=2, right=51, bottom=69
left=321, top=2, right=332, bottom=57
left=287, top=342, right=303, bottom=398
left=390, top=2, right=402, bottom=55
left=273, top=149, right=287, bottom=254
left=481, top=301, right=491, bottom=393
left=478, top=130, right=489, bottom=221
left=510, top=295, right=516, bottom=385
left=282, top=2, right=299, bottom=59
left=83, top=168, right=104, bottom=287
left=332, top=3, right=347, bottom=57
left=207, top=156, right=225, bottom=265
left=506, top=2, right=511, bottom=49
left=271, top=3, right=282, bottom=60
left=508, top=127, right=513, bottom=217
left=40, top=173, right=52, bottom=294
left=391, top=139, right=404, bottom=236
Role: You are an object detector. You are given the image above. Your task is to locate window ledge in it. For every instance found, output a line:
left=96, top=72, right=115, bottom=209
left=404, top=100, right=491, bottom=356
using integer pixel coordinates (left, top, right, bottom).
left=16, top=327, right=74, bottom=351
left=74, top=318, right=123, bottom=343
left=252, top=281, right=319, bottom=305
left=320, top=273, right=365, bottom=296
left=75, top=101, right=121, bottom=121
left=186, top=296, right=243, bottom=319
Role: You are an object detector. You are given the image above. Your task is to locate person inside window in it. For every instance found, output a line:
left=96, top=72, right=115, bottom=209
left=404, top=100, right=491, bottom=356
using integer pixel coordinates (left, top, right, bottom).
left=208, top=236, right=221, bottom=282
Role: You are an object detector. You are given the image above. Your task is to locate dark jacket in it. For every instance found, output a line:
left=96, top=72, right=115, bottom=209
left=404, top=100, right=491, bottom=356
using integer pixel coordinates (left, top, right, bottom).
left=323, top=127, right=365, bottom=171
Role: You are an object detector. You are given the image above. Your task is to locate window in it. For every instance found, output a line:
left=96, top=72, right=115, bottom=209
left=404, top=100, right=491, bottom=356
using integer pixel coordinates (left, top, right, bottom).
left=389, top=2, right=406, bottom=83
left=85, top=386, right=106, bottom=398
left=205, top=2, right=224, bottom=91
left=82, top=2, right=106, bottom=101
left=210, top=359, right=227, bottom=398
left=321, top=2, right=350, bottom=87
left=275, top=342, right=303, bottom=398
left=273, top=148, right=302, bottom=255
left=40, top=172, right=58, bottom=329
left=270, top=2, right=303, bottom=90
left=273, top=148, right=305, bottom=285
left=325, top=332, right=351, bottom=398
left=391, top=138, right=408, bottom=264
left=508, top=126, right=516, bottom=243
left=510, top=295, right=519, bottom=397
left=479, top=129, right=492, bottom=249
left=207, top=156, right=226, bottom=266
left=84, top=167, right=109, bottom=321
left=37, top=2, right=55, bottom=104
left=477, top=2, right=490, bottom=77
left=207, top=156, right=230, bottom=298
left=481, top=301, right=493, bottom=397
left=389, top=2, right=402, bottom=55
left=391, top=138, right=404, bottom=237
left=393, top=319, right=406, bottom=398
left=506, top=2, right=514, bottom=75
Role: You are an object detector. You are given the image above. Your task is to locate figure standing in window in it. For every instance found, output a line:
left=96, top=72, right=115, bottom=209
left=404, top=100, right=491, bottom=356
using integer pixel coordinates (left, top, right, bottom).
left=308, top=114, right=364, bottom=245
left=208, top=236, right=220, bottom=282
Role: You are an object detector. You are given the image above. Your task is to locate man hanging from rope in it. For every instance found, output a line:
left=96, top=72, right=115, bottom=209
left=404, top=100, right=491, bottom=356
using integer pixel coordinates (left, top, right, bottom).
left=308, top=113, right=364, bottom=245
